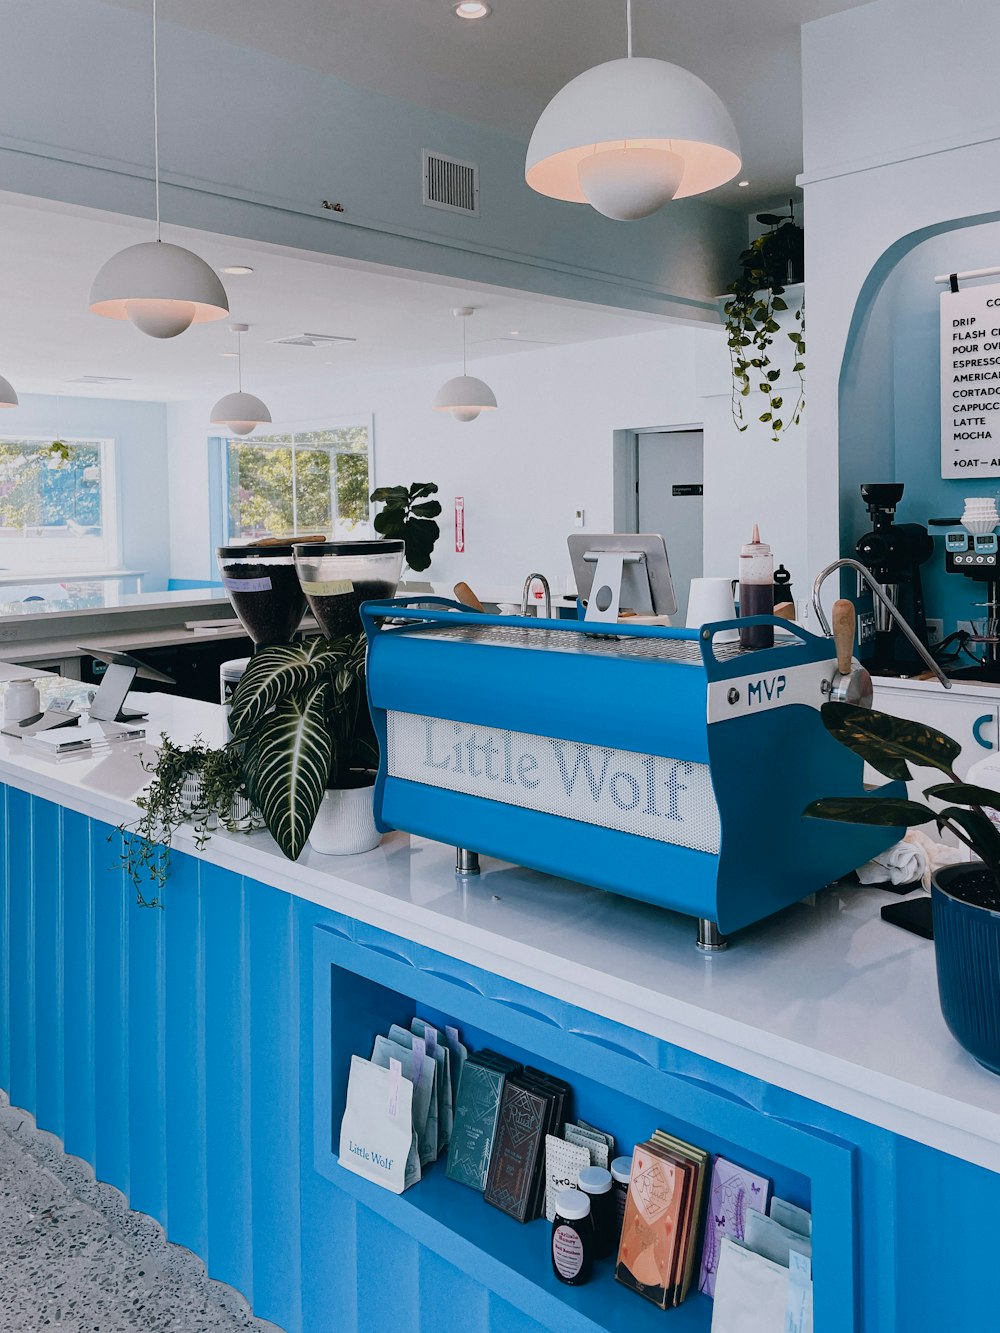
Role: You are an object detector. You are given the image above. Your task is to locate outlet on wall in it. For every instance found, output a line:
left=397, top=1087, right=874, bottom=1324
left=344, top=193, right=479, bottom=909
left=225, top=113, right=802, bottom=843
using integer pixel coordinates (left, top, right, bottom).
left=926, top=618, right=944, bottom=645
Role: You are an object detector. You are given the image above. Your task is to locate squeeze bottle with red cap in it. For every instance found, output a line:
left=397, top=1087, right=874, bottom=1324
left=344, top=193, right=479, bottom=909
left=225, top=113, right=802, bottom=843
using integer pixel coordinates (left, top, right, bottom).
left=739, top=524, right=775, bottom=649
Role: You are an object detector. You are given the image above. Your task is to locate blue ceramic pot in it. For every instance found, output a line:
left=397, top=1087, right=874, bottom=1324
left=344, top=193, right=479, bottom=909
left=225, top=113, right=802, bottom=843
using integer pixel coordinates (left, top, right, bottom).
left=932, top=863, right=1000, bottom=1075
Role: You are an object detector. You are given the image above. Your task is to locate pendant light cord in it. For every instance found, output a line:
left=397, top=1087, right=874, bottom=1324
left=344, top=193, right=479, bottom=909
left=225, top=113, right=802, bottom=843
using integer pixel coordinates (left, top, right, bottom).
left=462, top=316, right=467, bottom=376
left=626, top=0, right=633, bottom=58
left=152, top=0, right=161, bottom=241
left=237, top=328, right=243, bottom=392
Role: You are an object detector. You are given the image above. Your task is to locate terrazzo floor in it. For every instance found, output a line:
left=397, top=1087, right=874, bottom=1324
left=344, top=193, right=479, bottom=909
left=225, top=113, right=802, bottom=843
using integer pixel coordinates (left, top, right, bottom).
left=0, top=1091, right=284, bottom=1333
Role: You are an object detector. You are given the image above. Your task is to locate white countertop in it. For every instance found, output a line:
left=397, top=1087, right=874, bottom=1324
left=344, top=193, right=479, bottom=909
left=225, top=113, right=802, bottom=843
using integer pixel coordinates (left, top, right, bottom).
left=2, top=691, right=999, bottom=1172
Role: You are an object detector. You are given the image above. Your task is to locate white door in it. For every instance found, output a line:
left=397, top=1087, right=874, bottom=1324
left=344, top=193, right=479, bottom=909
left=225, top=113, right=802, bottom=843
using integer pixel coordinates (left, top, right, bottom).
left=637, top=430, right=703, bottom=623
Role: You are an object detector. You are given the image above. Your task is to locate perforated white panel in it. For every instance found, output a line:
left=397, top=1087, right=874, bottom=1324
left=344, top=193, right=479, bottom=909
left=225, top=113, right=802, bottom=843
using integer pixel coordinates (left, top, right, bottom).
left=386, top=711, right=720, bottom=854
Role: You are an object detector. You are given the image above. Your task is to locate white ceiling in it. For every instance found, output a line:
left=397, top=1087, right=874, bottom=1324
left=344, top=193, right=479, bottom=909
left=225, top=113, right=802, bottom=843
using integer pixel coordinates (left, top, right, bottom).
left=101, top=0, right=868, bottom=206
left=0, top=193, right=670, bottom=402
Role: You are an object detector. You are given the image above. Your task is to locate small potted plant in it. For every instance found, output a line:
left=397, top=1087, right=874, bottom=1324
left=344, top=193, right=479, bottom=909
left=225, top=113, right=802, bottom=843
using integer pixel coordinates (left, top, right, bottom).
left=369, top=481, right=442, bottom=574
left=118, top=737, right=258, bottom=907
left=228, top=635, right=377, bottom=857
left=805, top=701, right=1000, bottom=1074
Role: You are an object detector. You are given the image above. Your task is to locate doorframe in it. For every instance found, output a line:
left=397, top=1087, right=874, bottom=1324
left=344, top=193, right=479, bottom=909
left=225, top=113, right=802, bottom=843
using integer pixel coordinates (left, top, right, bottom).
left=612, top=422, right=704, bottom=532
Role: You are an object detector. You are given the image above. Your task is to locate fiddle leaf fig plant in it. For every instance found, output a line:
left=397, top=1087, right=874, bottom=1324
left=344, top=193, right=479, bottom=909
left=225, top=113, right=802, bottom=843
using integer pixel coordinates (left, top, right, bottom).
left=724, top=221, right=805, bottom=443
left=804, top=702, right=1000, bottom=884
left=370, top=481, right=441, bottom=572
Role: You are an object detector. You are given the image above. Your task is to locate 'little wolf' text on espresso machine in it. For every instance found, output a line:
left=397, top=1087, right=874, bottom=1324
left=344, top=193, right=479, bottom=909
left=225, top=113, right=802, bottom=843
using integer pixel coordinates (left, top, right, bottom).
left=361, top=597, right=905, bottom=948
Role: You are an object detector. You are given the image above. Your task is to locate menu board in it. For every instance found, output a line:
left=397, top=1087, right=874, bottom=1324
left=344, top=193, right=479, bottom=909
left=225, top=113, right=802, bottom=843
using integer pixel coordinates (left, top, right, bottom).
left=941, top=279, right=1000, bottom=478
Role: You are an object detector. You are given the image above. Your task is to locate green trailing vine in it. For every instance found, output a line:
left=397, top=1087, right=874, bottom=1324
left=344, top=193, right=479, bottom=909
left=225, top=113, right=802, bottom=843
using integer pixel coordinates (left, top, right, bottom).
left=724, top=222, right=805, bottom=443
left=113, top=735, right=257, bottom=907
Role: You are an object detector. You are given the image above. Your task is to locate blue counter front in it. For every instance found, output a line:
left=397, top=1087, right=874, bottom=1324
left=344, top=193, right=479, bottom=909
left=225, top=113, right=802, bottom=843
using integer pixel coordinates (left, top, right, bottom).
left=0, top=755, right=997, bottom=1331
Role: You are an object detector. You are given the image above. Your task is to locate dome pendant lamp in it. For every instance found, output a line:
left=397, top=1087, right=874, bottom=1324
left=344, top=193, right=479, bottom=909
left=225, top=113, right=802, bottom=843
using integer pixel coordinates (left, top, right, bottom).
left=0, top=374, right=18, bottom=409
left=525, top=0, right=741, bottom=220
left=89, top=0, right=228, bottom=337
left=434, top=308, right=497, bottom=423
left=210, top=324, right=272, bottom=436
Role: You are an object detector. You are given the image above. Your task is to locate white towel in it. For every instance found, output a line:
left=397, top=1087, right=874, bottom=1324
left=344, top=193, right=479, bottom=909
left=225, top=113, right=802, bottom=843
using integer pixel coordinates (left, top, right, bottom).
left=903, top=827, right=968, bottom=890
left=855, top=838, right=928, bottom=887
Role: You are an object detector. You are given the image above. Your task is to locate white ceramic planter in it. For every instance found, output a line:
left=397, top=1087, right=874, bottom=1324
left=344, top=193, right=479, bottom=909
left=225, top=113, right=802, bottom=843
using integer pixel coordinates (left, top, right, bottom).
left=179, top=773, right=261, bottom=833
left=308, top=783, right=381, bottom=856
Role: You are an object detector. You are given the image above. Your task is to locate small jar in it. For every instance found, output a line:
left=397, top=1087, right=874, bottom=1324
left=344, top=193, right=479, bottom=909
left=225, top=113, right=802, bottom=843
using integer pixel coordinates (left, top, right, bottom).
left=4, top=679, right=40, bottom=725
left=578, top=1165, right=615, bottom=1259
left=551, top=1188, right=594, bottom=1286
left=610, top=1155, right=633, bottom=1238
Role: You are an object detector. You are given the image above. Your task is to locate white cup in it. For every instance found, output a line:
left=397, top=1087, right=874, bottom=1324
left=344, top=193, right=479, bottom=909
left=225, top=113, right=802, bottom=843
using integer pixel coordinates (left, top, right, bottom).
left=4, top=679, right=41, bottom=725
left=686, top=578, right=739, bottom=642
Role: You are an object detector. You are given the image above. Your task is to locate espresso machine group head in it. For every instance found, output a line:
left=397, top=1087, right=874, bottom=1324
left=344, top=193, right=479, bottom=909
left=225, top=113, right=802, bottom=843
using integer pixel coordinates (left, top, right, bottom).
left=855, top=483, right=933, bottom=674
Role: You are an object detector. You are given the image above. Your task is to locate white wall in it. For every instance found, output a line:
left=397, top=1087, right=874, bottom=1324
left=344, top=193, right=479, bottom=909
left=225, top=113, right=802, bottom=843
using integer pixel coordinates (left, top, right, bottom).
left=800, top=0, right=1000, bottom=578
left=167, top=324, right=809, bottom=603
left=6, top=393, right=170, bottom=589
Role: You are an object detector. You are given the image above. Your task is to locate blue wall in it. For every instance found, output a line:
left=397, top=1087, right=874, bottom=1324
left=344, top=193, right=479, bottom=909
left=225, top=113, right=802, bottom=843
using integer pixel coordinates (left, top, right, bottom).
left=9, top=394, right=171, bottom=590
left=840, top=216, right=1000, bottom=634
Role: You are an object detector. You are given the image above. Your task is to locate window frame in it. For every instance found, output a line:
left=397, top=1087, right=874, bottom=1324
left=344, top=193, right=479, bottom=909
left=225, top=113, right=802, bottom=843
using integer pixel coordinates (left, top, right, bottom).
left=0, top=434, right=121, bottom=573
left=214, top=415, right=375, bottom=553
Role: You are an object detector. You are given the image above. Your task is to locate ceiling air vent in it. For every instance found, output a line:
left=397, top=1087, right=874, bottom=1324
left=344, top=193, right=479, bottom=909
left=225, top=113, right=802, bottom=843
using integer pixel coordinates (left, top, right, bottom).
left=269, top=333, right=357, bottom=348
left=423, top=149, right=479, bottom=216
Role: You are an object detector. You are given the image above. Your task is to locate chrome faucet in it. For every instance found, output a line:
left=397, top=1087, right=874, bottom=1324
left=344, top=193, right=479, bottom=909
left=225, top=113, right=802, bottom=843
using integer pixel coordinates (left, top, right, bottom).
left=811, top=558, right=950, bottom=689
left=521, top=573, right=552, bottom=619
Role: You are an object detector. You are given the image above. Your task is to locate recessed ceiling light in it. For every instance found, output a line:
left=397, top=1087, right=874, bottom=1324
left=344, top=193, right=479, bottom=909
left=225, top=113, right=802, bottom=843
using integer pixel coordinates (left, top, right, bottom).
left=221, top=351, right=238, bottom=357
left=738, top=180, right=750, bottom=188
left=510, top=330, right=520, bottom=336
left=222, top=265, right=255, bottom=275
left=453, top=1, right=492, bottom=18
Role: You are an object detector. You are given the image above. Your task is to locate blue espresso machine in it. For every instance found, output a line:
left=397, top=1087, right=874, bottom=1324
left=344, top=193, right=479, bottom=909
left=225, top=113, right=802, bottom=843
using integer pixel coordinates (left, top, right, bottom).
left=361, top=598, right=900, bottom=946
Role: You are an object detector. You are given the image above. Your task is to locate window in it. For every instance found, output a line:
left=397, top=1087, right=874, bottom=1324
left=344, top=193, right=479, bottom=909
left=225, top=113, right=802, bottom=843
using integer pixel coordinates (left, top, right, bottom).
left=0, top=437, right=118, bottom=572
left=222, top=421, right=373, bottom=542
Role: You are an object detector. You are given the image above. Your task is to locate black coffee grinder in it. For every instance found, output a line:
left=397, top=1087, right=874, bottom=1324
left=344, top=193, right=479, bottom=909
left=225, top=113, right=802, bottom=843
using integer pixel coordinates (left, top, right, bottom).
left=855, top=483, right=933, bottom=674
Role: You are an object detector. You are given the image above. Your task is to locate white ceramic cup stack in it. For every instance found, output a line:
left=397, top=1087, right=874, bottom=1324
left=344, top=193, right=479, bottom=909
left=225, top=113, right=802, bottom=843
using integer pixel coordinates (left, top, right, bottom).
left=686, top=577, right=739, bottom=642
left=961, top=497, right=1000, bottom=535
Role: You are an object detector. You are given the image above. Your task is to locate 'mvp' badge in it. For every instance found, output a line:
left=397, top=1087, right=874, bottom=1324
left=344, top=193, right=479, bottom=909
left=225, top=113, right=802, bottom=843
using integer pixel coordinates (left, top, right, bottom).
left=747, top=674, right=786, bottom=706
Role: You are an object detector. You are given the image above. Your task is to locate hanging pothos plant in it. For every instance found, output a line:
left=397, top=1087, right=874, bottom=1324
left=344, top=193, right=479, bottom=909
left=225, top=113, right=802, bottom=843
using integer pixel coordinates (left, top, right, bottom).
left=724, top=217, right=805, bottom=443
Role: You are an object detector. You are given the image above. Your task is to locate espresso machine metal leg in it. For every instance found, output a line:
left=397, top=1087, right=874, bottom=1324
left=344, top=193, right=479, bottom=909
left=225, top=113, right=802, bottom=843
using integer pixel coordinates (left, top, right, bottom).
left=455, top=848, right=480, bottom=876
left=696, top=919, right=727, bottom=952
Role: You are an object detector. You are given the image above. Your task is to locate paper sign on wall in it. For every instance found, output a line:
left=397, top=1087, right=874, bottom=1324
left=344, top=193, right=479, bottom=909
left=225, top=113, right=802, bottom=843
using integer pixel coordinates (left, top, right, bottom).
left=940, top=279, right=1000, bottom=478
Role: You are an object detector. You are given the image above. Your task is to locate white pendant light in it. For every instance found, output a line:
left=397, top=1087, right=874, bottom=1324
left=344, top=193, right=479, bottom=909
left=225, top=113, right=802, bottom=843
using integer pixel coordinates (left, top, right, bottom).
left=525, top=0, right=741, bottom=220
left=90, top=0, right=228, bottom=337
left=434, top=308, right=497, bottom=423
left=210, top=324, right=271, bottom=436
left=0, top=375, right=18, bottom=409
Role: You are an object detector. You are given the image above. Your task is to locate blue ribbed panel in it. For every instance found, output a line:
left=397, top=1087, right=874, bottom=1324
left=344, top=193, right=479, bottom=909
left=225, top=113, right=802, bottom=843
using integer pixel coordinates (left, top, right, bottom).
left=32, top=799, right=62, bottom=1139
left=164, top=850, right=207, bottom=1256
left=127, top=863, right=166, bottom=1226
left=0, top=786, right=11, bottom=1093
left=61, top=807, right=95, bottom=1164
left=92, top=820, right=129, bottom=1194
left=202, top=861, right=253, bottom=1300
left=7, top=787, right=35, bottom=1114
left=249, top=886, right=302, bottom=1331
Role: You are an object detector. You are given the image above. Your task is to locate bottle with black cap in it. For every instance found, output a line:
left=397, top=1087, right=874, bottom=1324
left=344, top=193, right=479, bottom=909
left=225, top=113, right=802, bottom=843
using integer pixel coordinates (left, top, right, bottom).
left=577, top=1165, right=615, bottom=1259
left=551, top=1188, right=594, bottom=1286
left=610, top=1155, right=633, bottom=1240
